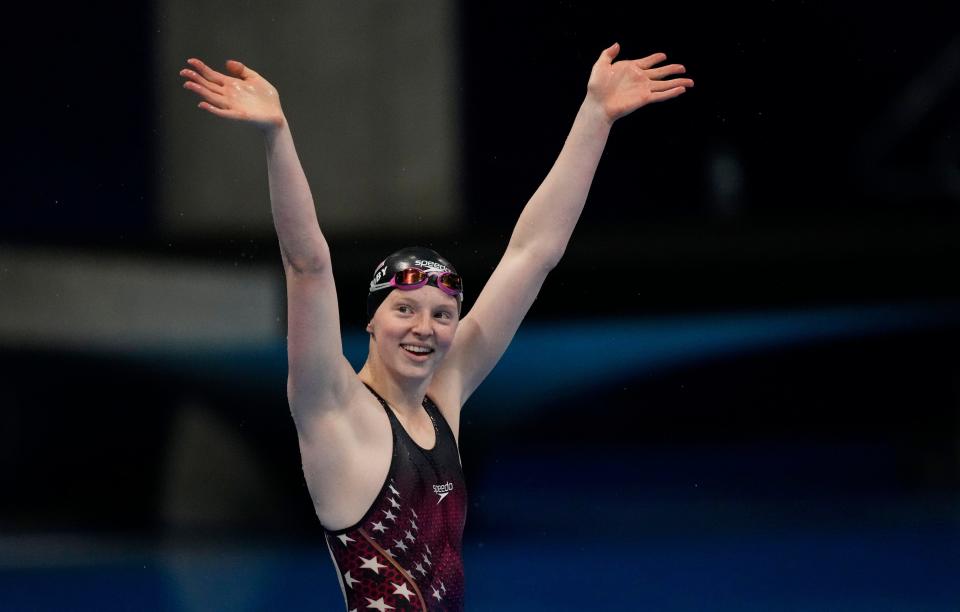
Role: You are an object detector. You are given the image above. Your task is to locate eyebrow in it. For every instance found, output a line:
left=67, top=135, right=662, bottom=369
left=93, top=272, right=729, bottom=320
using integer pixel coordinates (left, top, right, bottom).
left=393, top=294, right=423, bottom=306
left=393, top=294, right=455, bottom=310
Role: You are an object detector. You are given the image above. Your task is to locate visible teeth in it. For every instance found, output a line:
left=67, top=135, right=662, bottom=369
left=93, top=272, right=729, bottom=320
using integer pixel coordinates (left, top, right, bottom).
left=402, top=345, right=432, bottom=354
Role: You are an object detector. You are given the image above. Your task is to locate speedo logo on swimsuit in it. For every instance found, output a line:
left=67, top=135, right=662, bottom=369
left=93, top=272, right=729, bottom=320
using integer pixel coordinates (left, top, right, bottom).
left=414, top=259, right=451, bottom=273
left=433, top=481, right=454, bottom=504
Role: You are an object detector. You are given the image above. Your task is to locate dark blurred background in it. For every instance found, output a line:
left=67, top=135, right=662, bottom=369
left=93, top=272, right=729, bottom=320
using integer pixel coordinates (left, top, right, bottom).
left=2, top=1, right=959, bottom=610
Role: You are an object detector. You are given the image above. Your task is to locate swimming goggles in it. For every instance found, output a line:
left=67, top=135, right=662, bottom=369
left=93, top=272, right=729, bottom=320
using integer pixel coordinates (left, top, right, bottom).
left=370, top=267, right=463, bottom=297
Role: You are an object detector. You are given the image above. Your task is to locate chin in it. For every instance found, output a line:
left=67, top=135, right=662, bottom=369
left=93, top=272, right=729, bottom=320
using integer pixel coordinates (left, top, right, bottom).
left=394, top=354, right=445, bottom=380
left=389, top=366, right=433, bottom=385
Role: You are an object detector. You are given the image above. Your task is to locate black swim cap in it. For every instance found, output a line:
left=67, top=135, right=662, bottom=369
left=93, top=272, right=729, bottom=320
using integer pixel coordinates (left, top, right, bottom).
left=366, top=246, right=463, bottom=323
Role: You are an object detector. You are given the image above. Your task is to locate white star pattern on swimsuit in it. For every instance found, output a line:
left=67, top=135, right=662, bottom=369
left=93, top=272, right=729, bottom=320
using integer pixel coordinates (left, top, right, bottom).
left=343, top=570, right=359, bottom=589
left=365, top=597, right=394, bottom=611
left=359, top=555, right=387, bottom=575
left=391, top=582, right=415, bottom=601
left=323, top=387, right=465, bottom=610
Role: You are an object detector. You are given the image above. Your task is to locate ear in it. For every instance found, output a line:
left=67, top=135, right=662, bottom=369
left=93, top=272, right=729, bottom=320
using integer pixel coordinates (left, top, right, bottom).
left=366, top=320, right=374, bottom=335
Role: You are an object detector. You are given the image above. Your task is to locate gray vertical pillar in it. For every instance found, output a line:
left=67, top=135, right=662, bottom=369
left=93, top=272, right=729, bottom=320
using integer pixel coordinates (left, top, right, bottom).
left=156, top=0, right=461, bottom=237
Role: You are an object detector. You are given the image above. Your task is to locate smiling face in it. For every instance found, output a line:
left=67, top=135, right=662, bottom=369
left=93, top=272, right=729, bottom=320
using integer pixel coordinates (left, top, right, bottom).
left=365, top=285, right=460, bottom=381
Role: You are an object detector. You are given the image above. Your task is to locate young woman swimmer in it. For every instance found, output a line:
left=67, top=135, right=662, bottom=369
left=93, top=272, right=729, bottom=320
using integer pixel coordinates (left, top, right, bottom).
left=180, top=43, right=691, bottom=611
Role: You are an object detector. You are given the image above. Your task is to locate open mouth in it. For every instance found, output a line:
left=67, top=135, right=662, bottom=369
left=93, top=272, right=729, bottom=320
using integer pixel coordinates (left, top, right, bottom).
left=401, top=344, right=434, bottom=357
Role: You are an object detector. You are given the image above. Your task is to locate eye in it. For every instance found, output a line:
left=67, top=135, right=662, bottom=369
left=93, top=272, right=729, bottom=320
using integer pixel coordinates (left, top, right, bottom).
left=396, top=304, right=413, bottom=314
left=434, top=310, right=453, bottom=321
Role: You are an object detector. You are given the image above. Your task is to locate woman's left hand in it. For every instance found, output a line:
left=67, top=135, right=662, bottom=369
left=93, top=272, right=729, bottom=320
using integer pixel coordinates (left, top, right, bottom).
left=586, top=43, right=693, bottom=122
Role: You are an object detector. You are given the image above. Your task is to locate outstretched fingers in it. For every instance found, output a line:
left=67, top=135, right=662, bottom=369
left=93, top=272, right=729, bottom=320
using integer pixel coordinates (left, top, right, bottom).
left=596, top=42, right=620, bottom=65
left=182, top=79, right=228, bottom=108
left=180, top=68, right=222, bottom=93
left=197, top=101, right=240, bottom=119
left=648, top=86, right=688, bottom=103
left=186, top=58, right=227, bottom=86
left=650, top=77, right=694, bottom=92
left=633, top=52, right=668, bottom=70
left=224, top=59, right=259, bottom=79
left=646, top=63, right=686, bottom=80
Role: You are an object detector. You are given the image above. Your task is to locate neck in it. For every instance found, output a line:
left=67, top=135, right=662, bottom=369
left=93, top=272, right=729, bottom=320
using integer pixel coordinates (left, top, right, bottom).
left=358, top=355, right=432, bottom=417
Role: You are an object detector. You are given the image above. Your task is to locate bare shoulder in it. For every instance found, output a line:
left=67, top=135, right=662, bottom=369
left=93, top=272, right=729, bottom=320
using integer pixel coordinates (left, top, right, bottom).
left=294, top=375, right=395, bottom=528
left=293, top=373, right=384, bottom=447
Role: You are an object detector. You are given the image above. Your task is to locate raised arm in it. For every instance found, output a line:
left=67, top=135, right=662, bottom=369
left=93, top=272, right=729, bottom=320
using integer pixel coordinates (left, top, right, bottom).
left=434, top=43, right=693, bottom=406
left=180, top=59, right=354, bottom=418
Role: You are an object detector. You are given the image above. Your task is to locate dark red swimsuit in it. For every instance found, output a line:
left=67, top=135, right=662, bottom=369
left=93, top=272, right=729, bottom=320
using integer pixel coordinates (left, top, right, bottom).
left=322, top=385, right=468, bottom=611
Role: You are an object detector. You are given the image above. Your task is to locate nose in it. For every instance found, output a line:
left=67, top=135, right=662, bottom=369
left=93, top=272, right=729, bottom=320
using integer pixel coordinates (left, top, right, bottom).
left=411, top=312, right=433, bottom=337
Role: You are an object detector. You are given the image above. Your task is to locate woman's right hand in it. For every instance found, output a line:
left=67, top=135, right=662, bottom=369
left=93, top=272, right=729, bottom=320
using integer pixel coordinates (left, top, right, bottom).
left=180, top=58, right=284, bottom=131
